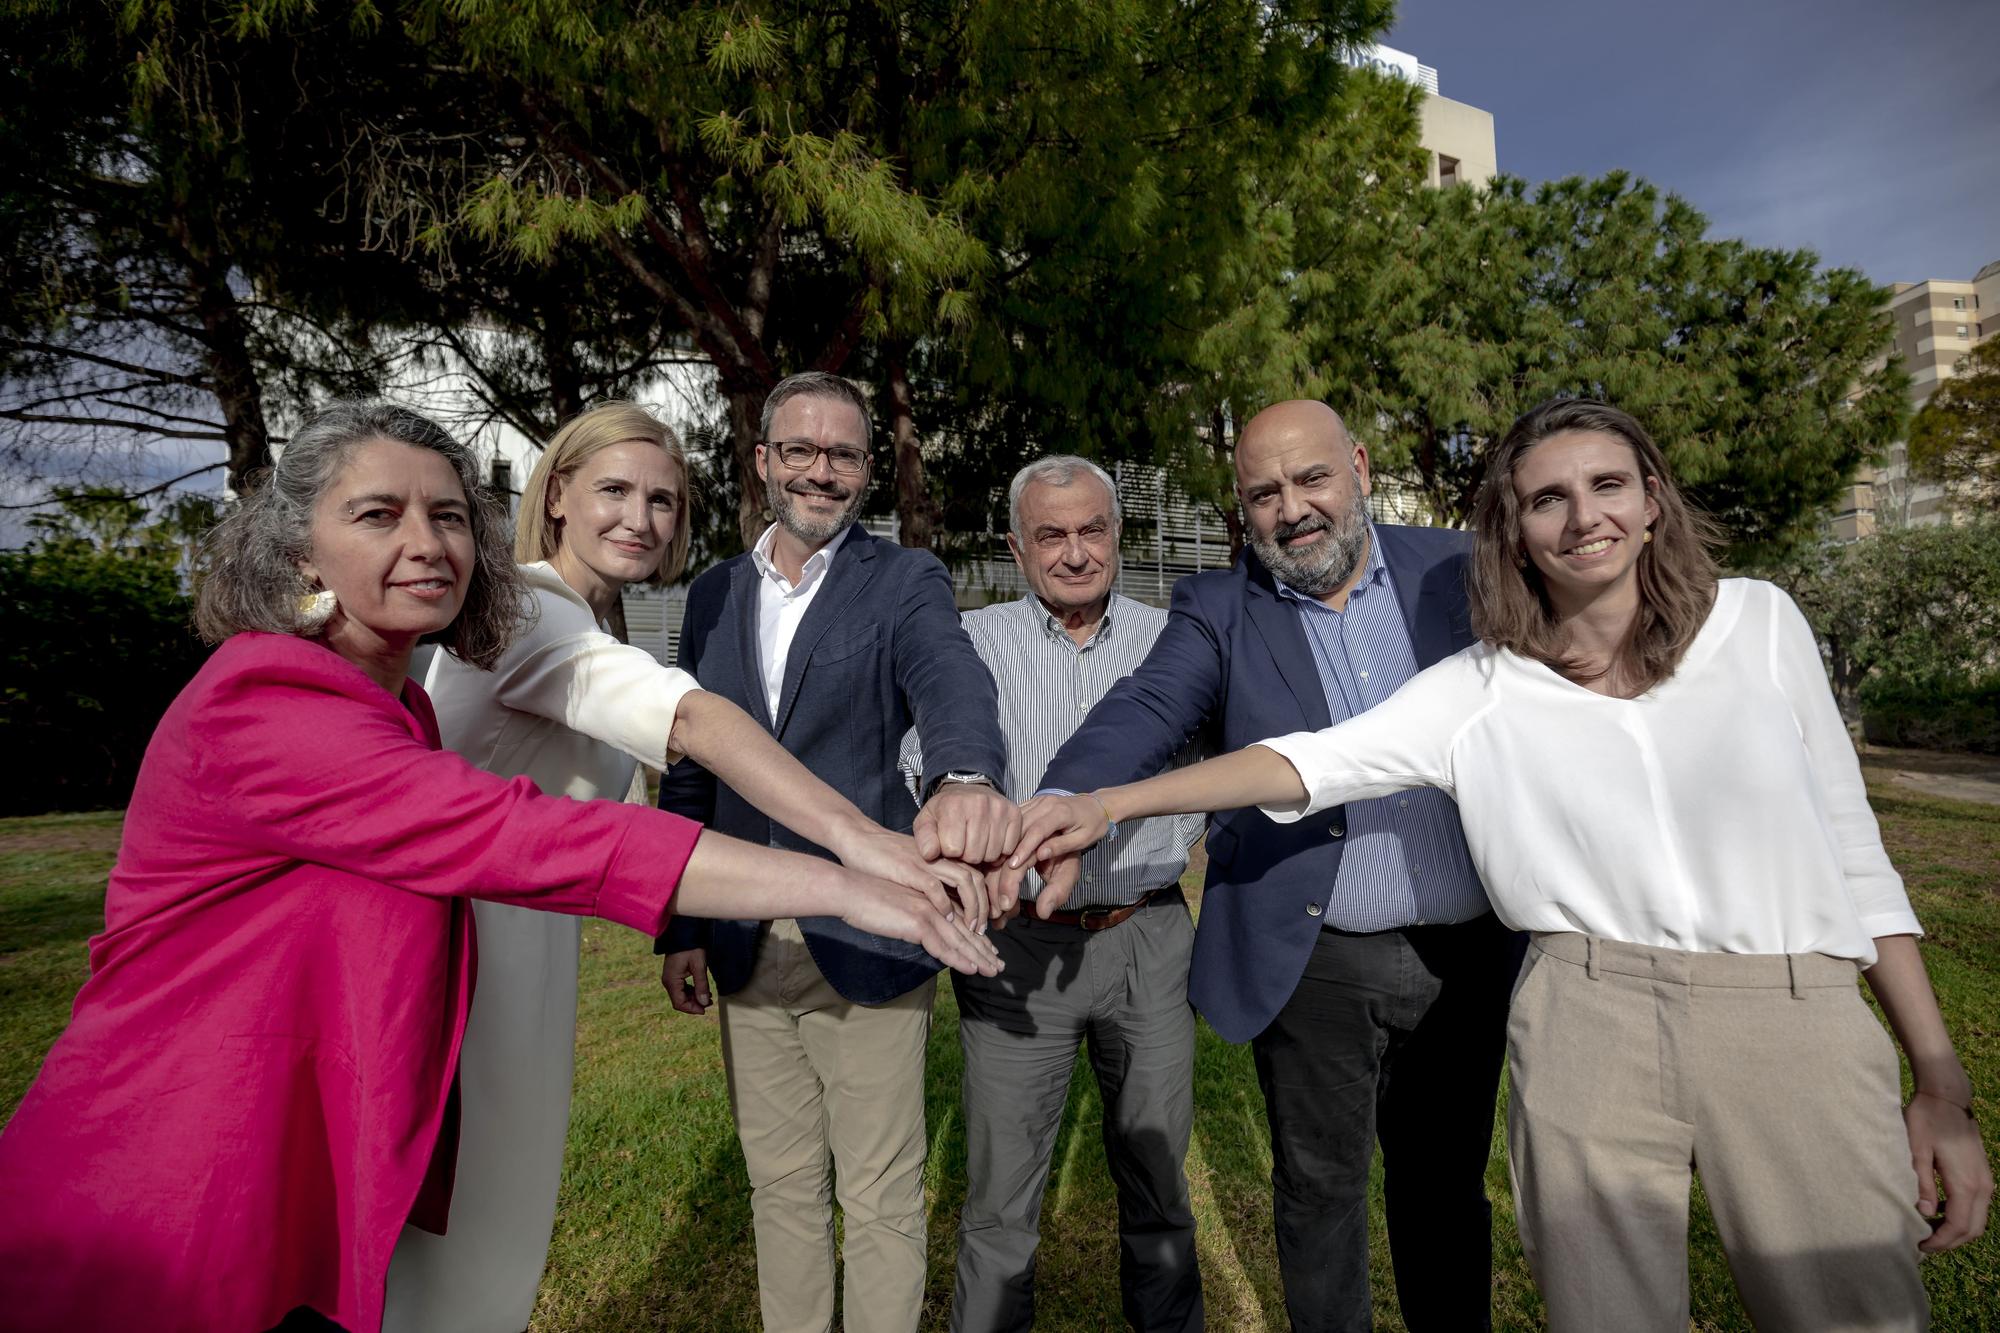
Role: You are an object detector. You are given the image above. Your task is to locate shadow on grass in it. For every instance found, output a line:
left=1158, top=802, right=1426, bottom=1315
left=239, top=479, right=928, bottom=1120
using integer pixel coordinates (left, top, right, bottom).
left=1188, top=1024, right=1288, bottom=1332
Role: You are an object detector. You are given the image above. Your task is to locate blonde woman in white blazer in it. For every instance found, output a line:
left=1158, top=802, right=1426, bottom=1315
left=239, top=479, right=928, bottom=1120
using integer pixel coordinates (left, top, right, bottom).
left=1008, top=399, right=1991, bottom=1332
left=383, top=402, right=991, bottom=1333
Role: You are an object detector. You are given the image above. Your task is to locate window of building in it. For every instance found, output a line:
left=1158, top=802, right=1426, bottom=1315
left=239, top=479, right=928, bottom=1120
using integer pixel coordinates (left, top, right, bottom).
left=1437, top=153, right=1461, bottom=187
left=1953, top=296, right=1967, bottom=310
left=1957, top=325, right=1970, bottom=338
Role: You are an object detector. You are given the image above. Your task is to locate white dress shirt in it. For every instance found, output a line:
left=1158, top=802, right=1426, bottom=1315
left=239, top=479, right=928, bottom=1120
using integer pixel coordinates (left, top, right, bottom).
left=1255, top=579, right=1920, bottom=965
left=750, top=522, right=851, bottom=721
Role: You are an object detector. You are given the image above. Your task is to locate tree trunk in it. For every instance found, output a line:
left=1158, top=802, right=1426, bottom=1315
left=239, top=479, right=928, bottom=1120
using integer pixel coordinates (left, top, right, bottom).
left=727, top=383, right=768, bottom=549
left=541, top=305, right=586, bottom=429
left=1210, top=406, right=1245, bottom=559
left=886, top=343, right=939, bottom=550
left=186, top=250, right=270, bottom=493
left=163, top=191, right=271, bottom=493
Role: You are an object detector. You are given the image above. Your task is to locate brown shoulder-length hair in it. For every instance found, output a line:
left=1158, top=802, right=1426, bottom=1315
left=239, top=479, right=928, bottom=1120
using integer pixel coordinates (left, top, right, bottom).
left=1468, top=397, right=1722, bottom=692
left=515, top=401, right=692, bottom=586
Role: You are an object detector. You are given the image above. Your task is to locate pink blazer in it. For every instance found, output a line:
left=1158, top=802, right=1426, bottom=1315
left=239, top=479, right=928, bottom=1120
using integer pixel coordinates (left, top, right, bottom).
left=0, top=633, right=702, bottom=1332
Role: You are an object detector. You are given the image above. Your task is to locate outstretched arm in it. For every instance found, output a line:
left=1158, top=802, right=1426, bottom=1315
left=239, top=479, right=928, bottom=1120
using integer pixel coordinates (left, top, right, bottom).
left=1864, top=935, right=1992, bottom=1253
left=670, top=690, right=987, bottom=921
left=998, top=744, right=1310, bottom=915
left=671, top=829, right=1000, bottom=980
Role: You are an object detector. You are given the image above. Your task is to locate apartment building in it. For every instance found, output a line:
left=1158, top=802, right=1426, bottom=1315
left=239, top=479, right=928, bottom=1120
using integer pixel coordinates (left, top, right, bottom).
left=1346, top=42, right=1498, bottom=190
left=1831, top=259, right=2000, bottom=539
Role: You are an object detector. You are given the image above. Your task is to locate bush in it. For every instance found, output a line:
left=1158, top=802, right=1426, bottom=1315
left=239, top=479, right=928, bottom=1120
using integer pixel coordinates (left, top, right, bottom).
left=1859, top=674, right=2000, bottom=753
left=0, top=546, right=209, bottom=814
left=1766, top=519, right=2000, bottom=752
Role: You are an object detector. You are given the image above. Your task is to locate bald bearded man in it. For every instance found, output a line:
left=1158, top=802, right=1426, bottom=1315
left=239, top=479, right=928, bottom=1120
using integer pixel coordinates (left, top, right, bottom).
left=1037, top=402, right=1521, bottom=1333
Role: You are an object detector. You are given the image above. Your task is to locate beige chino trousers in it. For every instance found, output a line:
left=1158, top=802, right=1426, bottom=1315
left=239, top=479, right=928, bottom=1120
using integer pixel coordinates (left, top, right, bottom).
left=1507, top=932, right=1931, bottom=1332
left=719, top=917, right=936, bottom=1333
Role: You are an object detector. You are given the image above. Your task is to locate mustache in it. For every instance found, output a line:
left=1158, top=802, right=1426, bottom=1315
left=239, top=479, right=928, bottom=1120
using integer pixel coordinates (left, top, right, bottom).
left=1273, top=514, right=1331, bottom=543
left=786, top=478, right=851, bottom=499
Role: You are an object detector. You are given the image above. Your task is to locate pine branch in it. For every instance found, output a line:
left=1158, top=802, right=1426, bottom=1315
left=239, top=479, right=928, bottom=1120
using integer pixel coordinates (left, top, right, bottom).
left=0, top=337, right=212, bottom=387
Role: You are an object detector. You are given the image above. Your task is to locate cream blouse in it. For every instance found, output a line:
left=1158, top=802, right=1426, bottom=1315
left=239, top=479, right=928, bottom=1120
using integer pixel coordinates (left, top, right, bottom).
left=423, top=561, right=701, bottom=800
left=1256, top=579, right=1920, bottom=964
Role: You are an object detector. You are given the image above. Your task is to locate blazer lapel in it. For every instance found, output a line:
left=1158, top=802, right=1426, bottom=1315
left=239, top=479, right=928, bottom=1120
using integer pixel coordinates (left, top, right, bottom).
left=1377, top=525, right=1463, bottom=668
left=772, top=525, right=878, bottom=738
left=729, top=556, right=774, bottom=730
left=1242, top=556, right=1334, bottom=731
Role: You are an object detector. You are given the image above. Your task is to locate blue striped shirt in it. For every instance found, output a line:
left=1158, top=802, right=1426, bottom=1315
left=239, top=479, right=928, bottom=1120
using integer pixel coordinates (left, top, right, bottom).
left=1275, top=527, right=1486, bottom=930
left=900, top=594, right=1204, bottom=908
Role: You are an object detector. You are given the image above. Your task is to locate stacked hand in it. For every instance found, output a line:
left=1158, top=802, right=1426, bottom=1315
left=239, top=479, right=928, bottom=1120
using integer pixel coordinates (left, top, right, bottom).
left=662, top=806, right=1015, bottom=1015
left=911, top=787, right=1117, bottom=924
left=832, top=822, right=992, bottom=928
left=660, top=862, right=1002, bottom=1016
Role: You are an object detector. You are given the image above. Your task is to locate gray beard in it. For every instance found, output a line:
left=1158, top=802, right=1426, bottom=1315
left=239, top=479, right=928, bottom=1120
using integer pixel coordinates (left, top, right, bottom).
left=768, top=474, right=865, bottom=547
left=1251, top=500, right=1370, bottom=597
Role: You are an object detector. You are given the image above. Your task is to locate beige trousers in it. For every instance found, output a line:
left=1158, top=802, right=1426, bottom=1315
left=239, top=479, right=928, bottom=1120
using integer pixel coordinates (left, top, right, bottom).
left=719, top=918, right=937, bottom=1333
left=1507, top=932, right=1931, bottom=1332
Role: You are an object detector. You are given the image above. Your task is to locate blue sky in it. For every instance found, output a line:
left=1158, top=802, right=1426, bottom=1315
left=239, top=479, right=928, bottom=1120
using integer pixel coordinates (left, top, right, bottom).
left=1385, top=0, right=2000, bottom=284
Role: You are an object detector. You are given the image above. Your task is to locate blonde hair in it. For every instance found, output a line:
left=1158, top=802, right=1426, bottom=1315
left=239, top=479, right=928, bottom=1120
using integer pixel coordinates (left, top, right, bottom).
left=516, top=401, right=692, bottom=586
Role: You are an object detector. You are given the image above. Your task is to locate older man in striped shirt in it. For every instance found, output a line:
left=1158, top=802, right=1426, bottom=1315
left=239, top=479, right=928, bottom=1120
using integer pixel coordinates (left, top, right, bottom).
left=903, top=456, right=1205, bottom=1333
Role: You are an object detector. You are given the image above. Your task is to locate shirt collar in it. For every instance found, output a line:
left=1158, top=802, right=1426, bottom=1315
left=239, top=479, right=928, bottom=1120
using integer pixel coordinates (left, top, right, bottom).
left=1272, top=523, right=1388, bottom=609
left=1023, top=593, right=1114, bottom=648
left=751, top=522, right=852, bottom=593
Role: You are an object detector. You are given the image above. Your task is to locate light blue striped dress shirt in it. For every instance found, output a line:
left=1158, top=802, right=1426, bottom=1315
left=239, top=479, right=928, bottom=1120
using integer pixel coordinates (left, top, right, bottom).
left=1275, top=526, right=1486, bottom=930
left=900, top=594, right=1204, bottom=909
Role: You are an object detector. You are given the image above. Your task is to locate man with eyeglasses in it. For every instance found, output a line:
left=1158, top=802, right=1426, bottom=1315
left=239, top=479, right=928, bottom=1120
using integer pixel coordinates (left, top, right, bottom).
left=901, top=456, right=1206, bottom=1332
left=656, top=370, right=1016, bottom=1333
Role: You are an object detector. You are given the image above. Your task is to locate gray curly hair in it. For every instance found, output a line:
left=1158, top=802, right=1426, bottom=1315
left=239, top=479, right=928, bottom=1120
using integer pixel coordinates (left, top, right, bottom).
left=194, top=400, right=524, bottom=670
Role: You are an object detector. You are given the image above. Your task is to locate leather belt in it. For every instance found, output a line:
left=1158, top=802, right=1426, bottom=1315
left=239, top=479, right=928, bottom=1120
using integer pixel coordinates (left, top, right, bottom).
left=1027, top=888, right=1162, bottom=931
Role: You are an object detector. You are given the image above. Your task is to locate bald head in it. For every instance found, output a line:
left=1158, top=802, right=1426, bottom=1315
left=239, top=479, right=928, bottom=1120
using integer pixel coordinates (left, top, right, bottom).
left=1233, top=399, right=1374, bottom=603
left=1235, top=400, right=1353, bottom=485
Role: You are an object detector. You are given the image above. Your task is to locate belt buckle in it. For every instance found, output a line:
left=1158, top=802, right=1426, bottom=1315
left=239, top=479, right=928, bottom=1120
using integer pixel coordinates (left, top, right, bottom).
left=1078, top=904, right=1119, bottom=932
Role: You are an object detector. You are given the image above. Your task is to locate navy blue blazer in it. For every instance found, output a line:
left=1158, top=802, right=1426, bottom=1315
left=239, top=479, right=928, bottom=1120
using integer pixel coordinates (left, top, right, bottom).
left=1039, top=524, right=1479, bottom=1043
left=657, top=525, right=1006, bottom=1005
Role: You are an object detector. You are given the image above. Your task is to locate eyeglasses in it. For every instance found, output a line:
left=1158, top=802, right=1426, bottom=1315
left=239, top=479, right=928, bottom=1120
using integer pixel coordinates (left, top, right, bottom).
left=763, top=440, right=870, bottom=475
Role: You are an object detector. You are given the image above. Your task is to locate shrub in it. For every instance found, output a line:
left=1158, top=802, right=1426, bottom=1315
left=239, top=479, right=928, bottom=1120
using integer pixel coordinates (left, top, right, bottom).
left=1766, top=519, right=2000, bottom=751
left=0, top=546, right=209, bottom=814
left=1859, top=674, right=2000, bottom=754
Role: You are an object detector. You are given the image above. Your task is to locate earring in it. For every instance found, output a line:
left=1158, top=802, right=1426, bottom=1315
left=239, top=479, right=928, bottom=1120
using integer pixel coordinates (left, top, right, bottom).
left=295, top=583, right=338, bottom=632
left=1643, top=529, right=1653, bottom=544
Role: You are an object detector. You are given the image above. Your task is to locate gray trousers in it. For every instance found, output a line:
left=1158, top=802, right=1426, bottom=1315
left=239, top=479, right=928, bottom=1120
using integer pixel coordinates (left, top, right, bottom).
left=951, top=889, right=1203, bottom=1333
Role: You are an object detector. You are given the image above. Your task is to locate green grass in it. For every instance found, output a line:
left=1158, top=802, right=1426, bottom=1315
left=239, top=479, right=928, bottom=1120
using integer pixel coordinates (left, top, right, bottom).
left=3, top=788, right=1996, bottom=1329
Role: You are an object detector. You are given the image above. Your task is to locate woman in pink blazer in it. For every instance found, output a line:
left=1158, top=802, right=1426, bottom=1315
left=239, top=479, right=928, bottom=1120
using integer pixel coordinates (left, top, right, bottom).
left=0, top=401, right=998, bottom=1333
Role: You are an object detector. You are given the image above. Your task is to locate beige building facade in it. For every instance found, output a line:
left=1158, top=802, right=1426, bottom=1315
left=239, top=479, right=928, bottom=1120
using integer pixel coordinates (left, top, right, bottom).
left=1346, top=42, right=1498, bottom=190
left=1830, top=259, right=1999, bottom=539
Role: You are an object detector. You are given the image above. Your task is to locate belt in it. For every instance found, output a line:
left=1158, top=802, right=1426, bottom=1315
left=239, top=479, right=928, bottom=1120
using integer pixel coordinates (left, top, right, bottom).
left=1026, top=887, right=1163, bottom=931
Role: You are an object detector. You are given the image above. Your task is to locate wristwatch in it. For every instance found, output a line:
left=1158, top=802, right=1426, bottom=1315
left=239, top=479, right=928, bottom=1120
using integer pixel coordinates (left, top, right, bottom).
left=927, top=770, right=995, bottom=800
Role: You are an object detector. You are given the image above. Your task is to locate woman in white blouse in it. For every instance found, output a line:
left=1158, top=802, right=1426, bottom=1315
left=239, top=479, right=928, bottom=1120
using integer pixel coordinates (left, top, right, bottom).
left=1010, top=399, right=1991, bottom=1331
left=382, top=402, right=990, bottom=1333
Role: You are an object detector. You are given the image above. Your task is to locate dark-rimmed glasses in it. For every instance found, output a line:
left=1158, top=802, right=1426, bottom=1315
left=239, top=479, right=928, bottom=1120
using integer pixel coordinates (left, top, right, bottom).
left=762, top=440, right=870, bottom=475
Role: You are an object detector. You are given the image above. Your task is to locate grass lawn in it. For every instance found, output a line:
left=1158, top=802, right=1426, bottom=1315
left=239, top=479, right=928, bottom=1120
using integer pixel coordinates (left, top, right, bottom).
left=3, top=785, right=1996, bottom=1329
